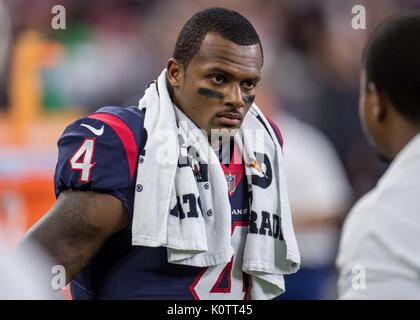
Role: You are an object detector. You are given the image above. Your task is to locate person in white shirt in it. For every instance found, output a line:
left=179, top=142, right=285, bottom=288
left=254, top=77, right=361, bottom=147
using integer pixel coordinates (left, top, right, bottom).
left=336, top=12, right=420, bottom=299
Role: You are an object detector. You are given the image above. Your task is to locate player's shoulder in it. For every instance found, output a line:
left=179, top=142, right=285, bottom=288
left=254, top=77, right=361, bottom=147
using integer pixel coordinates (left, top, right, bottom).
left=66, top=106, right=144, bottom=135
left=55, top=106, right=146, bottom=209
left=58, top=106, right=145, bottom=181
left=62, top=106, right=145, bottom=149
left=91, top=105, right=145, bottom=125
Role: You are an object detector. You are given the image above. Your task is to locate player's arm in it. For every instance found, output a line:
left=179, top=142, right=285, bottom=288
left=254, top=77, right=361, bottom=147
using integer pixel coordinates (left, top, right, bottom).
left=17, top=106, right=144, bottom=285
left=292, top=210, right=345, bottom=230
left=19, top=189, right=128, bottom=284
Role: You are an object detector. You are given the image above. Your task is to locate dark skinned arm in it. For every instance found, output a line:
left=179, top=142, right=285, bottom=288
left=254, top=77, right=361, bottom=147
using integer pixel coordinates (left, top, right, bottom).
left=291, top=206, right=351, bottom=231
left=17, top=189, right=129, bottom=285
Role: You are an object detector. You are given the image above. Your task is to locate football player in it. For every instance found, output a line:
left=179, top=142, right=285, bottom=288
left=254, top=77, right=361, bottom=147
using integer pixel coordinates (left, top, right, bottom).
left=19, top=7, right=287, bottom=300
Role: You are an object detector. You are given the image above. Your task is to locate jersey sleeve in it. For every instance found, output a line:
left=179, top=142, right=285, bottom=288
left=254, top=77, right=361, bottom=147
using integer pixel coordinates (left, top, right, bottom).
left=54, top=106, right=145, bottom=212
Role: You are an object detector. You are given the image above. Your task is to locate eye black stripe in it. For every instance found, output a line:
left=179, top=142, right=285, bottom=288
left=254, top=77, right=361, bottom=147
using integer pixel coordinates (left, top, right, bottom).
left=242, top=95, right=255, bottom=104
left=198, top=88, right=224, bottom=99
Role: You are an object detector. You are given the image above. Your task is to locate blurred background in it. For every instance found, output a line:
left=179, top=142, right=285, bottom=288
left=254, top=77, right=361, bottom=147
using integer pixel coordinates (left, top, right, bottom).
left=0, top=0, right=418, bottom=299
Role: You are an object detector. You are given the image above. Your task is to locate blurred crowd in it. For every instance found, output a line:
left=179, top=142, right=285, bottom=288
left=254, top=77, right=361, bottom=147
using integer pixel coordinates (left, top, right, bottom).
left=1, top=0, right=419, bottom=299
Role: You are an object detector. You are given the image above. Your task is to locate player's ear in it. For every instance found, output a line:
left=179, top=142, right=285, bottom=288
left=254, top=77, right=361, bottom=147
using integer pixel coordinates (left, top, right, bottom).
left=367, top=82, right=386, bottom=123
left=166, top=58, right=184, bottom=88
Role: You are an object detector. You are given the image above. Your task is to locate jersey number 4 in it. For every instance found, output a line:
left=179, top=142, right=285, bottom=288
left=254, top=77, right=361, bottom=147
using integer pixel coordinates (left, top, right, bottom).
left=69, top=138, right=96, bottom=182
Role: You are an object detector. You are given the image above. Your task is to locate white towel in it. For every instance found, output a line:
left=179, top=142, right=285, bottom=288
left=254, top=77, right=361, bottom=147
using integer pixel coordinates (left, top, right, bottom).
left=132, top=69, right=300, bottom=299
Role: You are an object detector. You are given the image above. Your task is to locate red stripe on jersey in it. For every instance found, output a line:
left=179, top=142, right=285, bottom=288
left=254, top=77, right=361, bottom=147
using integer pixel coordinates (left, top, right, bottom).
left=266, top=116, right=284, bottom=148
left=88, top=112, right=138, bottom=179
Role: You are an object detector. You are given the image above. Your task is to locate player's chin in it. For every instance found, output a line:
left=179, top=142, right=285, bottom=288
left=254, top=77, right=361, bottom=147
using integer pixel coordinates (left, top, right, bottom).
left=209, top=124, right=241, bottom=139
left=211, top=124, right=241, bottom=134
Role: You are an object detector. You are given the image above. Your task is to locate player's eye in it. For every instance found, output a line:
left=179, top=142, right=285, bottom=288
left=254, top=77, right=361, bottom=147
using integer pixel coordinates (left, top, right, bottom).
left=211, top=74, right=225, bottom=85
left=242, top=80, right=256, bottom=90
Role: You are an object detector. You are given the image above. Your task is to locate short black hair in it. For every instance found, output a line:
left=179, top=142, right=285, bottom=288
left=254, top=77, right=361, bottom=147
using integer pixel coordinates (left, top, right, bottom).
left=173, top=7, right=263, bottom=69
left=363, top=12, right=420, bottom=124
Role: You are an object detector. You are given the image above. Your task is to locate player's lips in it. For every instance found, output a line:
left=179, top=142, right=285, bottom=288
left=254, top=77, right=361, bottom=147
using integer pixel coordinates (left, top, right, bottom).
left=216, top=112, right=242, bottom=126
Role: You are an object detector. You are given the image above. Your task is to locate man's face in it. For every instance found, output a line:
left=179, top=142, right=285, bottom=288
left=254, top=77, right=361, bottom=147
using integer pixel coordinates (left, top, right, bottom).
left=169, top=32, right=263, bottom=136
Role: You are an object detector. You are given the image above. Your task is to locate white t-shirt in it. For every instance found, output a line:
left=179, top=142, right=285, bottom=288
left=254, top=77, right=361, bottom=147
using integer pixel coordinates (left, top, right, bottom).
left=275, top=114, right=352, bottom=267
left=336, top=134, right=420, bottom=299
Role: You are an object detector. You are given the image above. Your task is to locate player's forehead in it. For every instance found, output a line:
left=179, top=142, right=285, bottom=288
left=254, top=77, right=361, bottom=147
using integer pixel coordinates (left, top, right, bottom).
left=188, top=32, right=262, bottom=79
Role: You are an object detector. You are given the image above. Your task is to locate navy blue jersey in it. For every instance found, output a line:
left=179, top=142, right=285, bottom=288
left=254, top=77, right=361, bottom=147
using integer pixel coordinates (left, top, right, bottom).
left=54, top=106, right=255, bottom=300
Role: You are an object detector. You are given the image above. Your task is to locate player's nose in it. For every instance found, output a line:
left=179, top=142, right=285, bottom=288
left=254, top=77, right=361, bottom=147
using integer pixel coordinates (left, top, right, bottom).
left=224, top=83, right=244, bottom=109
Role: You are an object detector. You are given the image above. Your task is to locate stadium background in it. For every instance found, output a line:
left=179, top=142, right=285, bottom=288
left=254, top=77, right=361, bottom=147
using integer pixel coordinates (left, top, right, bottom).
left=0, top=0, right=417, bottom=299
